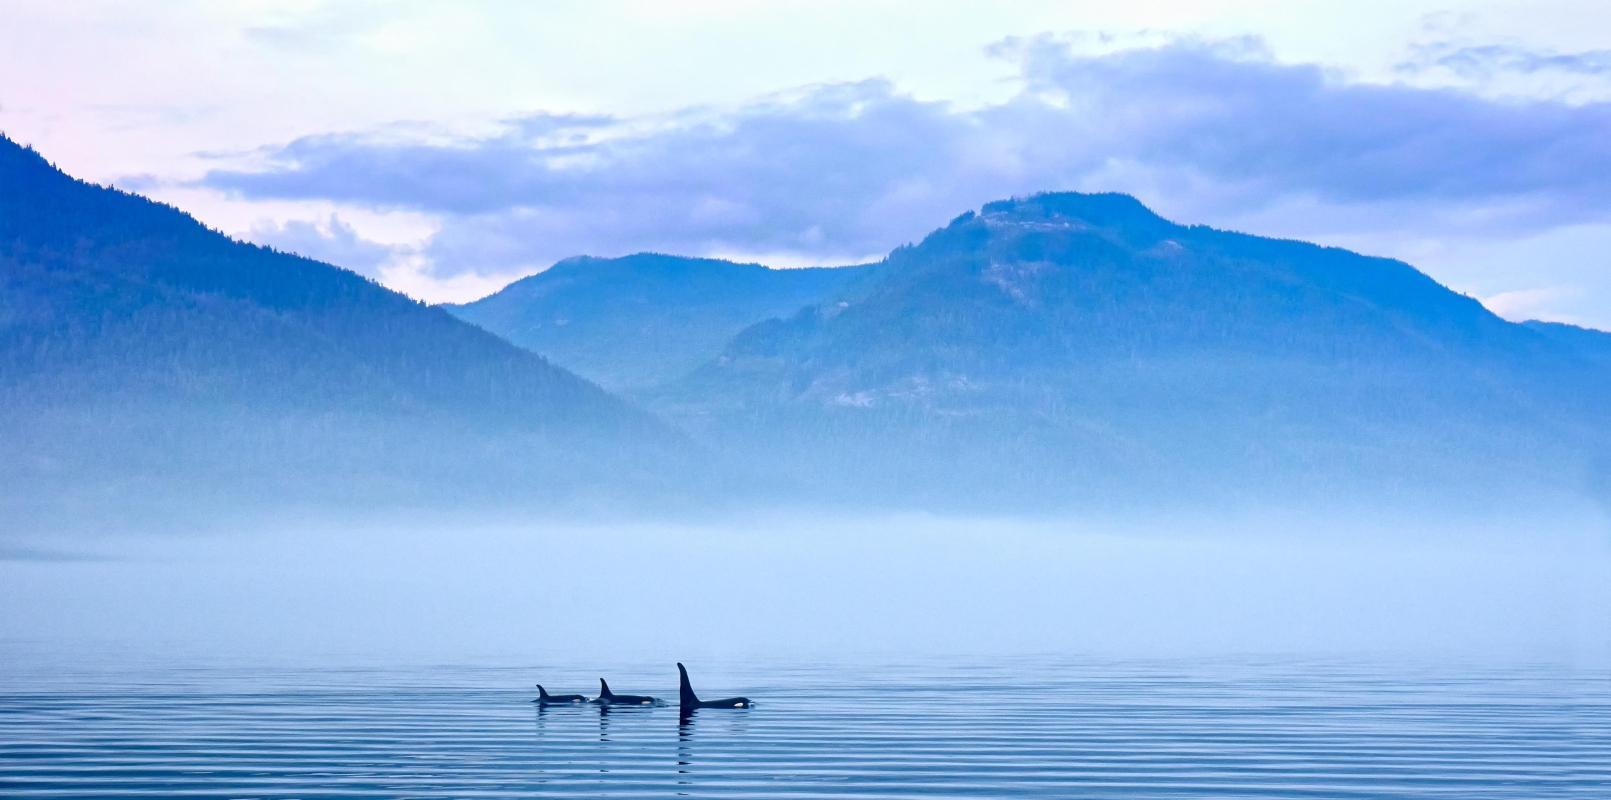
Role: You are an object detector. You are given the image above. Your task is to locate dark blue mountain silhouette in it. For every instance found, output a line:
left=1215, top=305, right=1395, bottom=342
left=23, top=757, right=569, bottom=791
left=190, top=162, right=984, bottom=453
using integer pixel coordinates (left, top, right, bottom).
left=7, top=132, right=1608, bottom=517
left=448, top=254, right=877, bottom=390
left=1522, top=320, right=1611, bottom=364
left=0, top=135, right=686, bottom=528
left=659, top=192, right=1611, bottom=508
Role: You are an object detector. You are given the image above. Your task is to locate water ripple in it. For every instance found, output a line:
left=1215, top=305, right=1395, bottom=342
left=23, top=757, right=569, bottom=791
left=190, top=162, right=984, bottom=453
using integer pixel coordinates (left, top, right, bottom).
left=0, top=659, right=1606, bottom=798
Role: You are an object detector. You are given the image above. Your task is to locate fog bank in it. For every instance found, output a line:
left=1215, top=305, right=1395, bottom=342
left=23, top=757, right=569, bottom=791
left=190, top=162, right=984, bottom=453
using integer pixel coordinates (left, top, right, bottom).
left=3, top=512, right=1607, bottom=670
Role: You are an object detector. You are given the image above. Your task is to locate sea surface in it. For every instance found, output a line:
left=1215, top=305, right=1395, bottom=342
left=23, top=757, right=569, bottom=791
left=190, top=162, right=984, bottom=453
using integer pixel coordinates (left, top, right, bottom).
left=1, top=654, right=1607, bottom=799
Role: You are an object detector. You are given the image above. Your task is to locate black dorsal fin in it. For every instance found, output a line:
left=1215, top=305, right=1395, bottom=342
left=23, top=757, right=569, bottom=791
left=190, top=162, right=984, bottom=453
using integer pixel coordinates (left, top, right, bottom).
left=599, top=678, right=612, bottom=698
left=536, top=684, right=551, bottom=699
left=677, top=662, right=699, bottom=707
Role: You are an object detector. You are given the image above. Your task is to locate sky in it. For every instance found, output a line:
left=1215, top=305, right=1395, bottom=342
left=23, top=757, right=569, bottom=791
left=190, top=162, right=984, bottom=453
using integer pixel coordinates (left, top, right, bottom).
left=3, top=1, right=1610, bottom=327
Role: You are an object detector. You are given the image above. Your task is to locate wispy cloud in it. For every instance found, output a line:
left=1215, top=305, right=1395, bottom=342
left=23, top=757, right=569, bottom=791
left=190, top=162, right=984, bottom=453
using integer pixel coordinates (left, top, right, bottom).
left=1399, top=41, right=1611, bottom=80
left=239, top=0, right=407, bottom=53
left=250, top=214, right=400, bottom=277
left=197, top=35, right=1611, bottom=298
left=1482, top=286, right=1583, bottom=321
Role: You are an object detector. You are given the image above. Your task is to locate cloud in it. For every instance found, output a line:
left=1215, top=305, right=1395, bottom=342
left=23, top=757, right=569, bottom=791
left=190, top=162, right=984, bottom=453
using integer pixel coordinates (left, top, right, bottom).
left=1482, top=286, right=1584, bottom=323
left=240, top=0, right=405, bottom=53
left=999, top=34, right=1611, bottom=221
left=198, top=35, right=1611, bottom=286
left=249, top=214, right=399, bottom=276
left=1399, top=41, right=1611, bottom=80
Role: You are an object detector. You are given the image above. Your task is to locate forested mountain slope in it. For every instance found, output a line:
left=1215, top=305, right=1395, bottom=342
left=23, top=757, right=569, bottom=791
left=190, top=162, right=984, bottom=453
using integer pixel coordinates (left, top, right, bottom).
left=449, top=254, right=877, bottom=391
left=0, top=135, right=688, bottom=528
left=658, top=193, right=1611, bottom=508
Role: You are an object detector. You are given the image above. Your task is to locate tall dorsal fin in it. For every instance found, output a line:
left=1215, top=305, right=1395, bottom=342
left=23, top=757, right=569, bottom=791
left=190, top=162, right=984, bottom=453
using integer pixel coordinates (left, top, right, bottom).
left=537, top=684, right=551, bottom=699
left=598, top=678, right=612, bottom=698
left=677, top=662, right=699, bottom=707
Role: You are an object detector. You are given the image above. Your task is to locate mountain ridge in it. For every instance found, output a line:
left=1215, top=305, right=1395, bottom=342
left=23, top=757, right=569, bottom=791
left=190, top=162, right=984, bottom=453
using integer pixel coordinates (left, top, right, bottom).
left=447, top=252, right=878, bottom=391
left=647, top=191, right=1610, bottom=508
left=0, top=134, right=692, bottom=528
left=6, top=135, right=1608, bottom=518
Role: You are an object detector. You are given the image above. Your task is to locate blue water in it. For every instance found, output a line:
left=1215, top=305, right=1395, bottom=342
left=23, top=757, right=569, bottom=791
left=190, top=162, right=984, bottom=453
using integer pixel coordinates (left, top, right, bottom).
left=1, top=655, right=1606, bottom=798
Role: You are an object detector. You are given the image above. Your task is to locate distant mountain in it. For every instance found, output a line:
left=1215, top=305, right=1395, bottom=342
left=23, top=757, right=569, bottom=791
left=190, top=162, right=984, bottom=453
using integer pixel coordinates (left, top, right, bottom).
left=7, top=134, right=1607, bottom=519
left=1522, top=320, right=1611, bottom=365
left=0, top=135, right=688, bottom=528
left=657, top=192, right=1611, bottom=508
left=448, top=254, right=877, bottom=390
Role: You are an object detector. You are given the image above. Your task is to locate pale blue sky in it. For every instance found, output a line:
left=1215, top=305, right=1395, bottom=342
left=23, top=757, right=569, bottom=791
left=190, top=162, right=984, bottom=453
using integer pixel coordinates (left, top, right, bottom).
left=3, top=1, right=1609, bottom=327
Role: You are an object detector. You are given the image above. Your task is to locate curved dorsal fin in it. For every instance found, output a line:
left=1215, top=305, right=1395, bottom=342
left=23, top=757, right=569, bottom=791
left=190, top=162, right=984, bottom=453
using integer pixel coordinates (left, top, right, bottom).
left=677, top=662, right=699, bottom=706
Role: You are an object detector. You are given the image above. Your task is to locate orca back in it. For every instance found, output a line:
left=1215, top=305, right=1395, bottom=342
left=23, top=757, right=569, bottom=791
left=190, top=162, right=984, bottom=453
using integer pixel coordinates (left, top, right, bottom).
left=676, top=662, right=752, bottom=710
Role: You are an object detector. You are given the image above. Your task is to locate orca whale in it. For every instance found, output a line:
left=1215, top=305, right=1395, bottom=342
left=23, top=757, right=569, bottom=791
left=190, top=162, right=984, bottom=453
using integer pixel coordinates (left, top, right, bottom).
left=678, top=662, right=753, bottom=711
left=595, top=678, right=659, bottom=706
left=532, top=684, right=588, bottom=705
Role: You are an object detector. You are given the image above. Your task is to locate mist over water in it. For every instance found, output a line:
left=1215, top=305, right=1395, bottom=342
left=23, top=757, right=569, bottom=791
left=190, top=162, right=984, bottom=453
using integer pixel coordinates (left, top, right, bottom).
left=4, top=511, right=1608, bottom=667
left=5, top=512, right=1609, bottom=798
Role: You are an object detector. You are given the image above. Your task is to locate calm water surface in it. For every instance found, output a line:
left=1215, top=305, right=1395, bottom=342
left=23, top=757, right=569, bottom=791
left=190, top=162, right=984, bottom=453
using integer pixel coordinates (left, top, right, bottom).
left=1, top=655, right=1607, bottom=798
